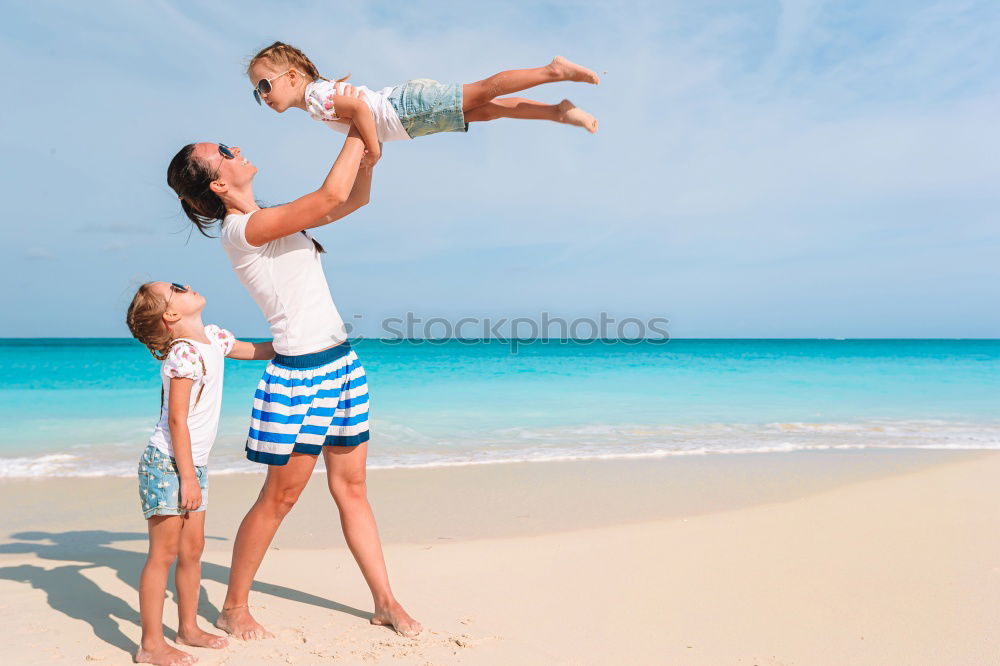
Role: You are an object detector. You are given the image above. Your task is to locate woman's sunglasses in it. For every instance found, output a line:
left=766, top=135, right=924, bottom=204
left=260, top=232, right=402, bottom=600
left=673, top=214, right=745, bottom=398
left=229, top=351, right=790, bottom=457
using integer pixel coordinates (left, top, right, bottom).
left=253, top=69, right=293, bottom=106
left=208, top=144, right=236, bottom=180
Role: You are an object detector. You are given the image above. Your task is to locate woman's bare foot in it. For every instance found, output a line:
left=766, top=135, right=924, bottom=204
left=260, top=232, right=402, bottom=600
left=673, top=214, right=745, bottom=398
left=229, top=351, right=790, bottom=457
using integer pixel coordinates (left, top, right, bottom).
left=134, top=643, right=196, bottom=665
left=176, top=626, right=228, bottom=649
left=558, top=99, right=599, bottom=134
left=371, top=600, right=423, bottom=638
left=215, top=605, right=273, bottom=641
left=548, top=56, right=600, bottom=84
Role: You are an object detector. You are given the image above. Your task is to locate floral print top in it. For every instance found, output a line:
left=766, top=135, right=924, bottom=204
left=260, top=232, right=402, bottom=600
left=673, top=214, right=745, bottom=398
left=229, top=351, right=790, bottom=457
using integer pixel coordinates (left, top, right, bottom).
left=163, top=324, right=235, bottom=380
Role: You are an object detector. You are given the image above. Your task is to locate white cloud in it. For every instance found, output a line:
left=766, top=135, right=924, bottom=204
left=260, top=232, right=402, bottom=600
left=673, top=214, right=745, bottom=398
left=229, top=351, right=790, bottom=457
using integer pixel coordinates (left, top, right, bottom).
left=103, top=241, right=133, bottom=252
left=25, top=248, right=55, bottom=260
left=79, top=221, right=156, bottom=235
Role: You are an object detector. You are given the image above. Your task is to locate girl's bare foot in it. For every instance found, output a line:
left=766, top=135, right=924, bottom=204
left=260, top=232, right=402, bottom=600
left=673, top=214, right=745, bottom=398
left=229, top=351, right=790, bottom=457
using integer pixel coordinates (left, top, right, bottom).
left=134, top=643, right=196, bottom=665
left=548, top=56, right=600, bottom=84
left=371, top=600, right=423, bottom=638
left=215, top=605, right=273, bottom=641
left=176, top=626, right=228, bottom=649
left=558, top=99, right=599, bottom=133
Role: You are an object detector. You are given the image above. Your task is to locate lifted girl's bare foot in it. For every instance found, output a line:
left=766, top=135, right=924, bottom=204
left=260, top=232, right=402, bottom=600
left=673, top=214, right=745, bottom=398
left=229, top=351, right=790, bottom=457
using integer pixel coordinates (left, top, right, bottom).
left=558, top=99, right=599, bottom=134
left=134, top=644, right=196, bottom=665
left=371, top=600, right=423, bottom=638
left=215, top=605, right=273, bottom=641
left=176, top=626, right=228, bottom=649
left=548, top=56, right=600, bottom=84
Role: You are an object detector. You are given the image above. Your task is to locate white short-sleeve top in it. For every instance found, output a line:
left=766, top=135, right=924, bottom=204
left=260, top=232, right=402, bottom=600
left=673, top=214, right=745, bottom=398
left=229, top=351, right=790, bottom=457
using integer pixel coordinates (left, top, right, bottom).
left=220, top=211, right=349, bottom=356
left=305, top=79, right=411, bottom=143
left=147, top=324, right=234, bottom=466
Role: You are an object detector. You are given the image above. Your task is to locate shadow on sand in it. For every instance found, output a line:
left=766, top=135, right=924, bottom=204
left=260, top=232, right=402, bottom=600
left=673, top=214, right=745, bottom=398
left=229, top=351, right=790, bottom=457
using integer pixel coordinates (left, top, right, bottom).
left=0, top=530, right=371, bottom=657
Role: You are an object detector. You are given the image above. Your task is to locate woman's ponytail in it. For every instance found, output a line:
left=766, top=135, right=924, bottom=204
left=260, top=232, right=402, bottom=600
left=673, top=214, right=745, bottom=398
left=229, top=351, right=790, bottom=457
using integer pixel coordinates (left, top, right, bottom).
left=167, top=144, right=227, bottom=237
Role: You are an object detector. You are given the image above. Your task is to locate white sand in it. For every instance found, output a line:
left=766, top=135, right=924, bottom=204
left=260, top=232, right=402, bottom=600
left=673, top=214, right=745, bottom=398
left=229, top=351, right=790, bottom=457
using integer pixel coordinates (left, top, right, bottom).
left=1, top=449, right=997, bottom=664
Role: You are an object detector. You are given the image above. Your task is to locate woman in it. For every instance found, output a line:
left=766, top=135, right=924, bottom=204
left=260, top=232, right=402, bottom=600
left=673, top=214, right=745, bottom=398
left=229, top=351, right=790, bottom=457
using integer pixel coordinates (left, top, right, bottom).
left=166, top=126, right=421, bottom=639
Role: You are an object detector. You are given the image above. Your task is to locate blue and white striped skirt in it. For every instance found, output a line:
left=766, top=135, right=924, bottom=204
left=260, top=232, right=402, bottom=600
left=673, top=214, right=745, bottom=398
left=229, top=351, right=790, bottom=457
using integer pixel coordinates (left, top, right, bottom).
left=245, top=342, right=370, bottom=466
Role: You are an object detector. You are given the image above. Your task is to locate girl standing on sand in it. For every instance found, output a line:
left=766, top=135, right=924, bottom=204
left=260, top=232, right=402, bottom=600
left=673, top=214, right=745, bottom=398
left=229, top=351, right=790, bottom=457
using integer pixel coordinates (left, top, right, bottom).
left=126, top=281, right=273, bottom=665
left=166, top=126, right=421, bottom=639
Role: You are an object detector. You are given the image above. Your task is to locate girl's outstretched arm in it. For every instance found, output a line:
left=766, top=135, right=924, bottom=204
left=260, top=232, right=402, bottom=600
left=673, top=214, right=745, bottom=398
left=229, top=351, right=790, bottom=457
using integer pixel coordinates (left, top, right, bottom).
left=227, top=339, right=275, bottom=361
left=244, top=127, right=366, bottom=246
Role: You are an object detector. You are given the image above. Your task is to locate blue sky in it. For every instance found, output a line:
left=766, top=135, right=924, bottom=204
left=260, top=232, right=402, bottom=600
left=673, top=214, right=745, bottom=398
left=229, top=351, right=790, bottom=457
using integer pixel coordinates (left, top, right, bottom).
left=2, top=0, right=998, bottom=338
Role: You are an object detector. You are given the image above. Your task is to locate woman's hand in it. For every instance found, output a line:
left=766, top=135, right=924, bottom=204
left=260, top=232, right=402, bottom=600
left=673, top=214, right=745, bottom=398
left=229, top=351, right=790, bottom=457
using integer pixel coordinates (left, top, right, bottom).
left=361, top=141, right=382, bottom=169
left=179, top=475, right=202, bottom=511
left=308, top=83, right=365, bottom=120
left=340, top=83, right=364, bottom=98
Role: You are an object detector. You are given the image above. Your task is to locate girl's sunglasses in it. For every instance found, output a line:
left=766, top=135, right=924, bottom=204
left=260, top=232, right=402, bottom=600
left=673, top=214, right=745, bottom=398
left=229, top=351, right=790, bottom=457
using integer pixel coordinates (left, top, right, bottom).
left=253, top=69, right=293, bottom=106
left=165, top=282, right=188, bottom=307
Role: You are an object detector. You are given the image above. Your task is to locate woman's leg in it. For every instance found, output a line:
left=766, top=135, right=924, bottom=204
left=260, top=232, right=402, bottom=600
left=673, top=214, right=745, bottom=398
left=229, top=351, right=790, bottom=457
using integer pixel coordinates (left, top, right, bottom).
left=464, top=97, right=598, bottom=133
left=462, top=56, right=599, bottom=111
left=175, top=511, right=228, bottom=649
left=136, top=515, right=194, bottom=666
left=216, top=453, right=319, bottom=640
left=323, top=442, right=422, bottom=637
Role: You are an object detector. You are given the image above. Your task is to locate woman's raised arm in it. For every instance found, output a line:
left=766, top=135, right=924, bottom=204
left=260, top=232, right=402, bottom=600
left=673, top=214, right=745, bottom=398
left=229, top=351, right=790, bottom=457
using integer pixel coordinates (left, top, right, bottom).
left=244, top=127, right=367, bottom=246
left=310, top=160, right=373, bottom=228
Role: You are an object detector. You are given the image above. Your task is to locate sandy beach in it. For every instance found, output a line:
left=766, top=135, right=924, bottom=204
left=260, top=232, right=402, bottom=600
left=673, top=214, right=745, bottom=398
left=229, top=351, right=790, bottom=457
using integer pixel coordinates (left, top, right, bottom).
left=1, top=449, right=998, bottom=665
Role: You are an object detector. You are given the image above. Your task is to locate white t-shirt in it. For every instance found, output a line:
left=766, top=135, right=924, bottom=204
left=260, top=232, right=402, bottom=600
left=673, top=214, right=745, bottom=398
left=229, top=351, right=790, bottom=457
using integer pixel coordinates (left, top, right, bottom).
left=148, top=324, right=234, bottom=466
left=220, top=211, right=349, bottom=356
left=305, top=79, right=411, bottom=143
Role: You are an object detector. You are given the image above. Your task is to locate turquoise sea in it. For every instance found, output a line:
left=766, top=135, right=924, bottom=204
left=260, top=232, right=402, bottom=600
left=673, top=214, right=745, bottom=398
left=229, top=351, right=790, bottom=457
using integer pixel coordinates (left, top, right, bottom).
left=1, top=339, right=998, bottom=477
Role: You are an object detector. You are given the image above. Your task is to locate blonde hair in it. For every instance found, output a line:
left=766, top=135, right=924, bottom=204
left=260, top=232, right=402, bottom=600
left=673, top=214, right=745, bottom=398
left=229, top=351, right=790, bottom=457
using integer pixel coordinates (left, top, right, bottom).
left=247, top=41, right=350, bottom=84
left=126, top=283, right=174, bottom=361
left=126, top=282, right=209, bottom=407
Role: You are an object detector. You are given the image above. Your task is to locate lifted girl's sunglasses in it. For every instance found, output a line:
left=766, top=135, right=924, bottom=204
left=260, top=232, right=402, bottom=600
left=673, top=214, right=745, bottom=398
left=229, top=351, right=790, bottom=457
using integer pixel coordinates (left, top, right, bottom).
left=253, top=69, right=294, bottom=106
left=165, top=282, right=188, bottom=307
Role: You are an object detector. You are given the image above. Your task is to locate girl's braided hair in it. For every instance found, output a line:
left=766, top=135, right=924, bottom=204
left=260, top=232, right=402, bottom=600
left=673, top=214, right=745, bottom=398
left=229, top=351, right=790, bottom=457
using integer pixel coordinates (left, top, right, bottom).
left=126, top=283, right=209, bottom=407
left=126, top=283, right=174, bottom=361
left=246, top=41, right=350, bottom=84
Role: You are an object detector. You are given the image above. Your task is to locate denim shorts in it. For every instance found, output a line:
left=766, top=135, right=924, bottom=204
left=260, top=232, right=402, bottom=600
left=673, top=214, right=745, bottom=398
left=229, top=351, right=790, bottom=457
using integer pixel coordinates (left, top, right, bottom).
left=137, top=444, right=208, bottom=519
left=387, top=78, right=469, bottom=139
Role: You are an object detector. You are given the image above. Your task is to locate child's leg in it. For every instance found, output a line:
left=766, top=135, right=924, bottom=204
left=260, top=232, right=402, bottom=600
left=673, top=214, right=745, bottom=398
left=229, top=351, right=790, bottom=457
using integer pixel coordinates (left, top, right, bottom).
left=464, top=97, right=598, bottom=134
left=175, top=511, right=228, bottom=649
left=462, top=56, right=599, bottom=111
left=137, top=515, right=194, bottom=666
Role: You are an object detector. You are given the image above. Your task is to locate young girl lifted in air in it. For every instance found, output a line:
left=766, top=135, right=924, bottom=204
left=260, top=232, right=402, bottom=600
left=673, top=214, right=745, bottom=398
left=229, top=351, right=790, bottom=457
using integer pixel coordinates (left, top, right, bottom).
left=246, top=41, right=600, bottom=167
left=126, top=281, right=273, bottom=666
